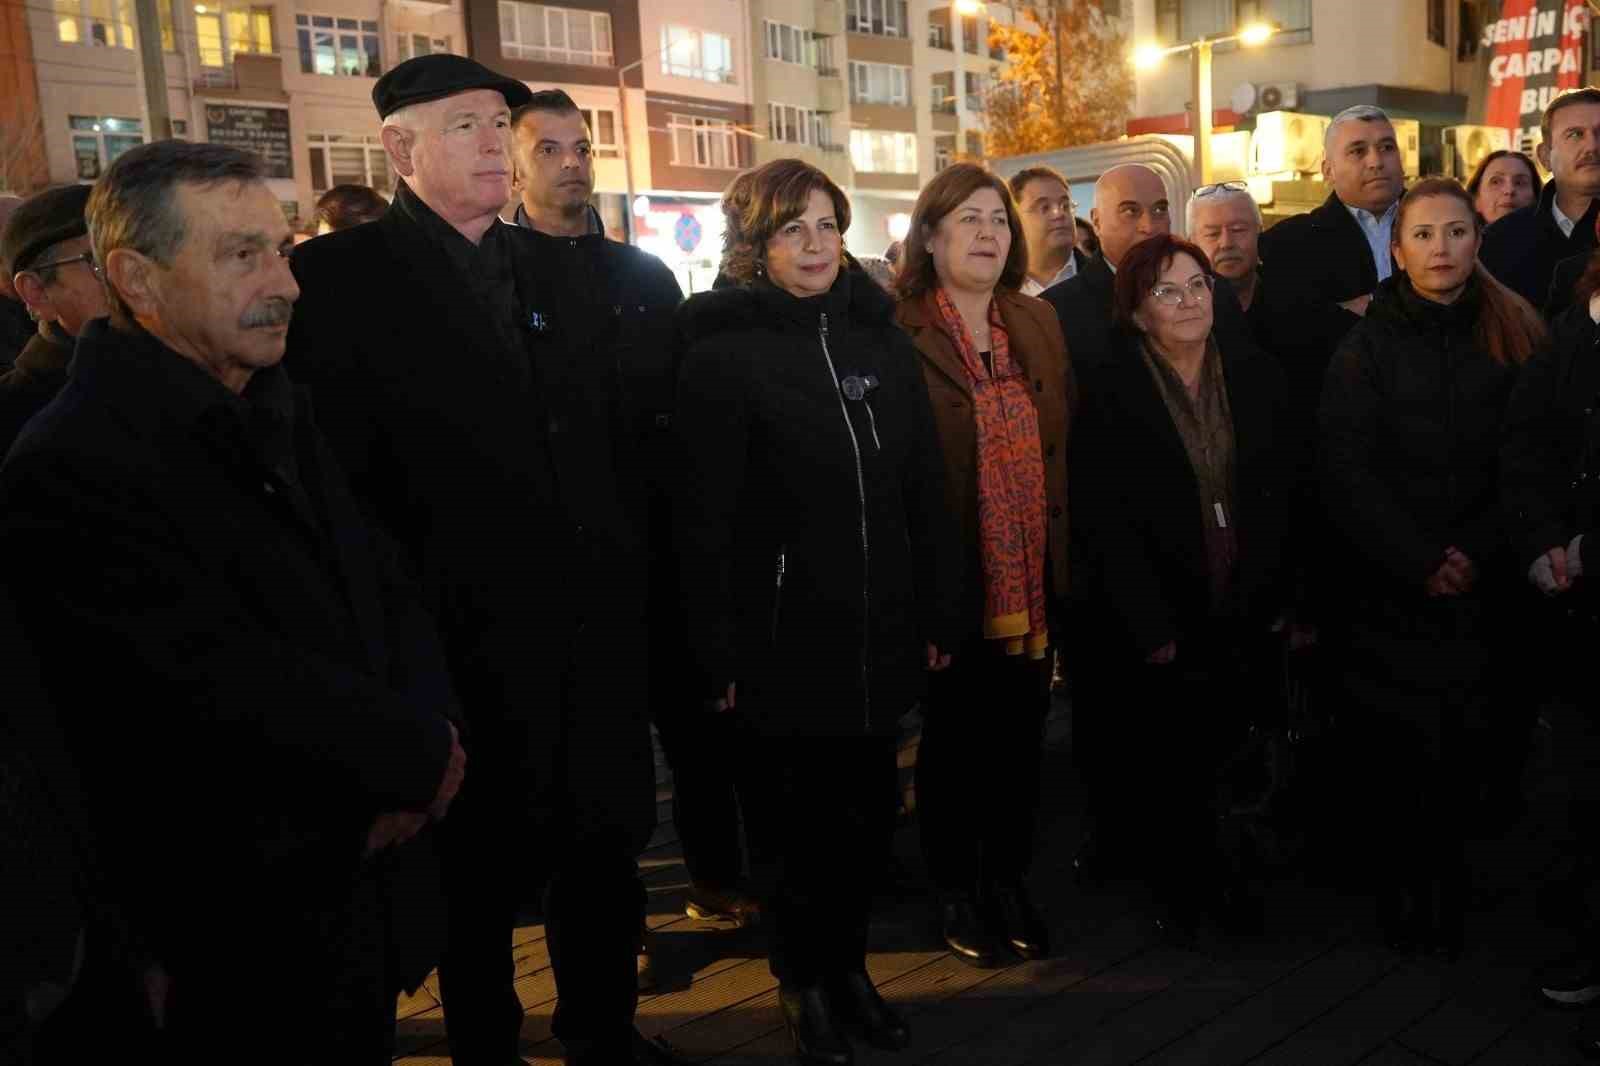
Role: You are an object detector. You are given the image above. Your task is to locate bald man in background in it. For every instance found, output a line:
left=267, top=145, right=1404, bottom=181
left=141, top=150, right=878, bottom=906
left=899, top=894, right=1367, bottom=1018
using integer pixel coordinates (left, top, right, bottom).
left=0, top=196, right=34, bottom=371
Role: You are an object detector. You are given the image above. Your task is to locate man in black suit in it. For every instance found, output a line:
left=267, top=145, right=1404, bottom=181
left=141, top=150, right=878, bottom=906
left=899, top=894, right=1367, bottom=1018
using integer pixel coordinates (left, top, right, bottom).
left=1010, top=164, right=1091, bottom=297
left=287, top=56, right=671, bottom=1066
left=0, top=140, right=465, bottom=1063
left=1482, top=88, right=1600, bottom=316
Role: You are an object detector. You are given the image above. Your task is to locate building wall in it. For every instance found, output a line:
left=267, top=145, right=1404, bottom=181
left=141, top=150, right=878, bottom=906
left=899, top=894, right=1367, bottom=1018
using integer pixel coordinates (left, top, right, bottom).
left=0, top=0, right=49, bottom=193
left=464, top=0, right=641, bottom=87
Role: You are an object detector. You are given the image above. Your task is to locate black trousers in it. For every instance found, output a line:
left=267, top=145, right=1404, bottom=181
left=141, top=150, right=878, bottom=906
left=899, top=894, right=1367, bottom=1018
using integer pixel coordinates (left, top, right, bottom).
left=654, top=703, right=762, bottom=891
left=917, top=642, right=1050, bottom=895
left=754, top=736, right=898, bottom=986
left=436, top=776, right=646, bottom=1064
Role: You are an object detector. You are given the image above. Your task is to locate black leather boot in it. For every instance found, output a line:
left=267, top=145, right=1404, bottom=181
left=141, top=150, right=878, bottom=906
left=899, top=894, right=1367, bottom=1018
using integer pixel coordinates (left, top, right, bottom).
left=778, top=983, right=854, bottom=1065
left=939, top=895, right=1001, bottom=968
left=992, top=880, right=1050, bottom=960
left=828, top=970, right=911, bottom=1051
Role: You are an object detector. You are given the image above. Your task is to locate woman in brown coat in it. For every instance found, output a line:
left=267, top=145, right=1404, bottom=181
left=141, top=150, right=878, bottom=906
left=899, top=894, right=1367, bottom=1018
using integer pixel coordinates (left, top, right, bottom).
left=893, top=163, right=1072, bottom=968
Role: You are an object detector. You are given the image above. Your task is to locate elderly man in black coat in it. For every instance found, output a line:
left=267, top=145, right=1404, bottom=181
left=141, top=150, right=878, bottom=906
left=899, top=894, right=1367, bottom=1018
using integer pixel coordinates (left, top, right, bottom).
left=286, top=55, right=671, bottom=1066
left=0, top=140, right=465, bottom=1063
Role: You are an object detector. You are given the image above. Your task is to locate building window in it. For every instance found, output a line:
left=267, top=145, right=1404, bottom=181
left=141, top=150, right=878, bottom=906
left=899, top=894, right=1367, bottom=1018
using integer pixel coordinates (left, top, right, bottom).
left=931, top=71, right=955, bottom=113
left=846, top=0, right=907, bottom=38
left=54, top=0, right=175, bottom=50
left=670, top=114, right=738, bottom=168
left=769, top=102, right=829, bottom=146
left=961, top=13, right=980, bottom=53
left=307, top=132, right=391, bottom=195
left=195, top=2, right=275, bottom=68
left=764, top=20, right=815, bottom=66
left=1232, top=0, right=1311, bottom=35
left=69, top=115, right=142, bottom=180
left=395, top=33, right=451, bottom=60
left=849, top=60, right=910, bottom=106
left=964, top=71, right=987, bottom=111
left=1457, top=1, right=1479, bottom=60
left=578, top=108, right=619, bottom=157
left=1158, top=0, right=1310, bottom=44
left=934, top=136, right=953, bottom=170
left=965, top=130, right=983, bottom=158
left=296, top=14, right=380, bottom=76
left=1426, top=0, right=1445, bottom=45
left=850, top=129, right=916, bottom=173
left=498, top=1, right=614, bottom=66
left=661, top=25, right=735, bottom=83
left=928, top=9, right=951, bottom=49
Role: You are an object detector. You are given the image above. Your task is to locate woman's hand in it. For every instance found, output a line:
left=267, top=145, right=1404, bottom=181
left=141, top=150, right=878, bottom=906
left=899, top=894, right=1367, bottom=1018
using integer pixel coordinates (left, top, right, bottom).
left=1426, top=547, right=1478, bottom=597
left=1145, top=641, right=1177, bottom=665
left=708, top=682, right=737, bottom=713
left=925, top=643, right=952, bottom=671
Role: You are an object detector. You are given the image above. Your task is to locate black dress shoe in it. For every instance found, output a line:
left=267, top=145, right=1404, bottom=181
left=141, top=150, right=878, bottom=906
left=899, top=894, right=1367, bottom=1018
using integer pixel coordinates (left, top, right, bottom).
left=992, top=880, right=1050, bottom=960
left=778, top=983, right=854, bottom=1065
left=685, top=882, right=763, bottom=927
left=939, top=896, right=1002, bottom=968
left=828, top=970, right=910, bottom=1051
left=563, top=1029, right=690, bottom=1065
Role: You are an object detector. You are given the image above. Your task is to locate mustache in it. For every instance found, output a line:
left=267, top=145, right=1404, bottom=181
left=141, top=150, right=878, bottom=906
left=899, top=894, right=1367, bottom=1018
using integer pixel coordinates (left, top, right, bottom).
left=240, top=298, right=293, bottom=329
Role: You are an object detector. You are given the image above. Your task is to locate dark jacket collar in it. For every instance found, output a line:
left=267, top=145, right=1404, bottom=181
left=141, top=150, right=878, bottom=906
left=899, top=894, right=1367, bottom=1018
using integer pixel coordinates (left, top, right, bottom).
left=393, top=180, right=514, bottom=275
left=14, top=323, right=74, bottom=376
left=1534, top=179, right=1600, bottom=242
left=679, top=265, right=891, bottom=344
left=1367, top=271, right=1482, bottom=337
left=511, top=201, right=604, bottom=240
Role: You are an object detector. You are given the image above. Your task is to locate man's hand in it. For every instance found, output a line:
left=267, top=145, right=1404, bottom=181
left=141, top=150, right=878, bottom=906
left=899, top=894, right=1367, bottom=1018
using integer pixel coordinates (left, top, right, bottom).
left=1426, top=548, right=1477, bottom=597
left=428, top=721, right=466, bottom=821
left=925, top=643, right=952, bottom=671
left=1338, top=294, right=1373, bottom=316
left=709, top=682, right=737, bottom=713
left=1530, top=545, right=1571, bottom=595
left=1145, top=641, right=1177, bottom=665
left=366, top=811, right=428, bottom=857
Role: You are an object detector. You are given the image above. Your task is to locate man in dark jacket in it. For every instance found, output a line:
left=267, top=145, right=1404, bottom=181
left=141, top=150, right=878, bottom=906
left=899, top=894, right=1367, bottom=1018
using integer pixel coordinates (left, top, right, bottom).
left=1010, top=164, right=1091, bottom=297
left=1482, top=88, right=1600, bottom=312
left=0, top=140, right=465, bottom=1063
left=0, top=184, right=107, bottom=451
left=508, top=91, right=760, bottom=938
left=286, top=56, right=670, bottom=1066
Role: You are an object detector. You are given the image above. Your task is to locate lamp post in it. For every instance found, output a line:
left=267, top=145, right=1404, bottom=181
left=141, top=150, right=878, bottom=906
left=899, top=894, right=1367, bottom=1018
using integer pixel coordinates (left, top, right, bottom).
left=1132, top=22, right=1274, bottom=186
left=616, top=36, right=699, bottom=244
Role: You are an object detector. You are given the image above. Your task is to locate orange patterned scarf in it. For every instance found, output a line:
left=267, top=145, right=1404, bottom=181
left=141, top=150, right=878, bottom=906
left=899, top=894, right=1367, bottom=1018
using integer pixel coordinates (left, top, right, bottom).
left=928, top=288, right=1050, bottom=659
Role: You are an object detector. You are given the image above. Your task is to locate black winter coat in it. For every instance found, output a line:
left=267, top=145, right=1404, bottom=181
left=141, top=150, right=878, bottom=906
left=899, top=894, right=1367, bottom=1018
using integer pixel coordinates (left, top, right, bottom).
left=287, top=197, right=656, bottom=857
left=1068, top=324, right=1292, bottom=666
left=0, top=327, right=71, bottom=454
left=675, top=269, right=960, bottom=737
left=1503, top=303, right=1600, bottom=575
left=0, top=321, right=458, bottom=988
left=1481, top=181, right=1599, bottom=312
left=1320, top=274, right=1520, bottom=720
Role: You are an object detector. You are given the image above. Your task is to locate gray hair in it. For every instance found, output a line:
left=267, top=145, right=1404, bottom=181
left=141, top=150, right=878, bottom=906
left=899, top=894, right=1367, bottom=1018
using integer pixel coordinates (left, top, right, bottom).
left=87, top=140, right=264, bottom=318
left=1323, top=104, right=1393, bottom=154
left=1186, top=184, right=1262, bottom=232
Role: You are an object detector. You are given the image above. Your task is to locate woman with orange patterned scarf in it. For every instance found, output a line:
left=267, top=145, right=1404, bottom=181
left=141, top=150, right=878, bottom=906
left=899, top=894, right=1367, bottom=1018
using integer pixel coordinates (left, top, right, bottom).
left=893, top=163, right=1072, bottom=968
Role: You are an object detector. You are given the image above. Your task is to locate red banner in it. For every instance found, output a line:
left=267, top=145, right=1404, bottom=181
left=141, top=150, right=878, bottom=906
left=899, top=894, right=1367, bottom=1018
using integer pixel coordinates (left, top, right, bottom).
left=1483, top=0, right=1589, bottom=150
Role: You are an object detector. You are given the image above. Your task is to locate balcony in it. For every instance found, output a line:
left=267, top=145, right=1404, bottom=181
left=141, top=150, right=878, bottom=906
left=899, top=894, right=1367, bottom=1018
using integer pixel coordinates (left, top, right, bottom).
left=817, top=74, right=845, bottom=113
left=928, top=26, right=951, bottom=49
left=192, top=52, right=287, bottom=100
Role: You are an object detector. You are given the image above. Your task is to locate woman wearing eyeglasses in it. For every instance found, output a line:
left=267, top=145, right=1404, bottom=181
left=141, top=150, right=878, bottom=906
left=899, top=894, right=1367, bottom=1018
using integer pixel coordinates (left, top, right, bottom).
left=1321, top=178, right=1545, bottom=959
left=891, top=163, right=1072, bottom=969
left=1068, top=232, right=1292, bottom=939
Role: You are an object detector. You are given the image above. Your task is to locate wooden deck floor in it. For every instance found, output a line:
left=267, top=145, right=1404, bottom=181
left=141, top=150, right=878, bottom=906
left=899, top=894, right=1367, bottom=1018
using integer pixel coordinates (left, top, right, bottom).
left=392, top=696, right=1598, bottom=1065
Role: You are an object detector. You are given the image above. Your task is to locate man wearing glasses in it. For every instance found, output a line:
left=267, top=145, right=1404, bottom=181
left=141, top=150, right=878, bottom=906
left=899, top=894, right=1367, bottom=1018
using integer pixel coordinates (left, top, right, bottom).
left=1010, top=165, right=1089, bottom=297
left=0, top=185, right=108, bottom=451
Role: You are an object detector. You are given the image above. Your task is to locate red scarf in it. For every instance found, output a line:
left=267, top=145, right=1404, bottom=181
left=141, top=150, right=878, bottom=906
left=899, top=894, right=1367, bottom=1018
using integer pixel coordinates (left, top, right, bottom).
left=928, top=288, right=1050, bottom=659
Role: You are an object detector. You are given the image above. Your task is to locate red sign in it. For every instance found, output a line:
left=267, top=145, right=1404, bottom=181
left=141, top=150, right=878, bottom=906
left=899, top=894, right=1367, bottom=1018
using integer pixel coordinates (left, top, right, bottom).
left=1483, top=0, right=1590, bottom=151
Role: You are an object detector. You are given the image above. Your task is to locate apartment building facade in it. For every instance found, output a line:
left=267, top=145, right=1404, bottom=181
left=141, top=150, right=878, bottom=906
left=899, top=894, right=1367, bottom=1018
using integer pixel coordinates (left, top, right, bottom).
left=12, top=0, right=465, bottom=219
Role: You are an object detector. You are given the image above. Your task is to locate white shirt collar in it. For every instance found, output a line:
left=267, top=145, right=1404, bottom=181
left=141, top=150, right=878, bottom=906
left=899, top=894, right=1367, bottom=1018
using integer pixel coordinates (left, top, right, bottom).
left=1554, top=198, right=1578, bottom=238
left=1020, top=255, right=1077, bottom=297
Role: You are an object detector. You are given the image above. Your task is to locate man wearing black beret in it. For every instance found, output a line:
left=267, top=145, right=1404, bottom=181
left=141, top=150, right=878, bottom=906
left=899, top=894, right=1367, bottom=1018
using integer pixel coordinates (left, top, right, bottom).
left=0, top=184, right=108, bottom=451
left=286, top=55, right=675, bottom=1066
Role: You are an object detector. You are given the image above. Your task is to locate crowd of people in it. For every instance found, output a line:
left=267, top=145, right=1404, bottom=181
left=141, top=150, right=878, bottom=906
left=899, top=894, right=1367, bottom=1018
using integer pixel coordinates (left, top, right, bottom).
left=4, top=49, right=1600, bottom=1065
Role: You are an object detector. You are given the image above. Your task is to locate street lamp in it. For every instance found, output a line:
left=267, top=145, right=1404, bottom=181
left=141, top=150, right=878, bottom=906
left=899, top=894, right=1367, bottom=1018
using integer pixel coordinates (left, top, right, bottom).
left=1131, top=22, right=1276, bottom=185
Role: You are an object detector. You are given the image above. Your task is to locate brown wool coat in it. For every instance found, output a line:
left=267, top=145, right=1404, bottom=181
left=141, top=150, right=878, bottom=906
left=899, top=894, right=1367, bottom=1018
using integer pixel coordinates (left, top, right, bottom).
left=894, top=289, right=1075, bottom=618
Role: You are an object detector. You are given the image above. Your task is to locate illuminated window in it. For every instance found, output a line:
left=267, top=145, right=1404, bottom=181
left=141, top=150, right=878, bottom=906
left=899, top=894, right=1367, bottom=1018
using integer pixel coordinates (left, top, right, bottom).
left=295, top=13, right=380, bottom=76
left=498, top=1, right=614, bottom=65
left=69, top=115, right=143, bottom=181
left=850, top=129, right=916, bottom=173
left=194, top=2, right=275, bottom=68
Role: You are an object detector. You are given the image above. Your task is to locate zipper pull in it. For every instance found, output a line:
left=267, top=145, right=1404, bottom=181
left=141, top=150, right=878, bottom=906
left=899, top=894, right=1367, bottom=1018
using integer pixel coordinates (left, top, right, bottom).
left=775, top=549, right=786, bottom=589
left=819, top=312, right=829, bottom=338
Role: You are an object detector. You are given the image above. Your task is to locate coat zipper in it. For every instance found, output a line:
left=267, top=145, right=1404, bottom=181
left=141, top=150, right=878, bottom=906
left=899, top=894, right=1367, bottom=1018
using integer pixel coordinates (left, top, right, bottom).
left=863, top=398, right=883, bottom=451
left=818, top=311, right=872, bottom=729
left=772, top=546, right=786, bottom=643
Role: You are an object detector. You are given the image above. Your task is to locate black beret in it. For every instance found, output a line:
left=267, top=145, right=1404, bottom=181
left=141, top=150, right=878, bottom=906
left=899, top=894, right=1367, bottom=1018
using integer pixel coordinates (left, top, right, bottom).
left=372, top=54, right=532, bottom=119
left=1, top=184, right=92, bottom=277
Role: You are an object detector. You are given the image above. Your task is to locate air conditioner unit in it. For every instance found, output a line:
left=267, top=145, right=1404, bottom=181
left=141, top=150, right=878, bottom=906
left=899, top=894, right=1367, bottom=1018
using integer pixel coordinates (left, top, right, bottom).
left=1251, top=110, right=1328, bottom=175
left=1443, top=124, right=1511, bottom=178
left=1256, top=81, right=1299, bottom=112
left=1390, top=117, right=1421, bottom=179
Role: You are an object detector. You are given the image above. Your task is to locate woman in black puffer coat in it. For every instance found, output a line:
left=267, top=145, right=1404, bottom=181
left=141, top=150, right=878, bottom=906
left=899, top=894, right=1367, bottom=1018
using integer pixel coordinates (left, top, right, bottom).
left=1320, top=178, right=1545, bottom=960
left=675, top=159, right=958, bottom=1066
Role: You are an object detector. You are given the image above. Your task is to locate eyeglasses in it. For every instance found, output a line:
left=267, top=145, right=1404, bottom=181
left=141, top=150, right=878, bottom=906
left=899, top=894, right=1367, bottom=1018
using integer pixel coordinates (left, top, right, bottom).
left=1193, top=181, right=1249, bottom=199
left=1150, top=274, right=1215, bottom=306
left=25, top=251, right=100, bottom=278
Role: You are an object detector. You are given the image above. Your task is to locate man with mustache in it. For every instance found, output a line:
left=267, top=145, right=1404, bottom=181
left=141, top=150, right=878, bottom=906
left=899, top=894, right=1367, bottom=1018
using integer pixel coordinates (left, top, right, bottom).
left=1010, top=165, right=1088, bottom=297
left=288, top=57, right=679, bottom=1066
left=1482, top=88, right=1600, bottom=315
left=508, top=92, right=761, bottom=944
left=0, top=140, right=466, bottom=1062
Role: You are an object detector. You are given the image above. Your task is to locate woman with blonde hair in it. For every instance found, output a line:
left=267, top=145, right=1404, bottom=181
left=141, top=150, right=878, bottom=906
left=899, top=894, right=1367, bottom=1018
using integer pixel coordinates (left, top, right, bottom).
left=675, top=158, right=958, bottom=1064
left=1322, top=176, right=1545, bottom=959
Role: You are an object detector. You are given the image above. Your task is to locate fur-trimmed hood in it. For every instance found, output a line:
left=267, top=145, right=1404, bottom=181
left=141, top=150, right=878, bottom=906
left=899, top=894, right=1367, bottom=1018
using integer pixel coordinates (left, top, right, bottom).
left=678, top=262, right=896, bottom=347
